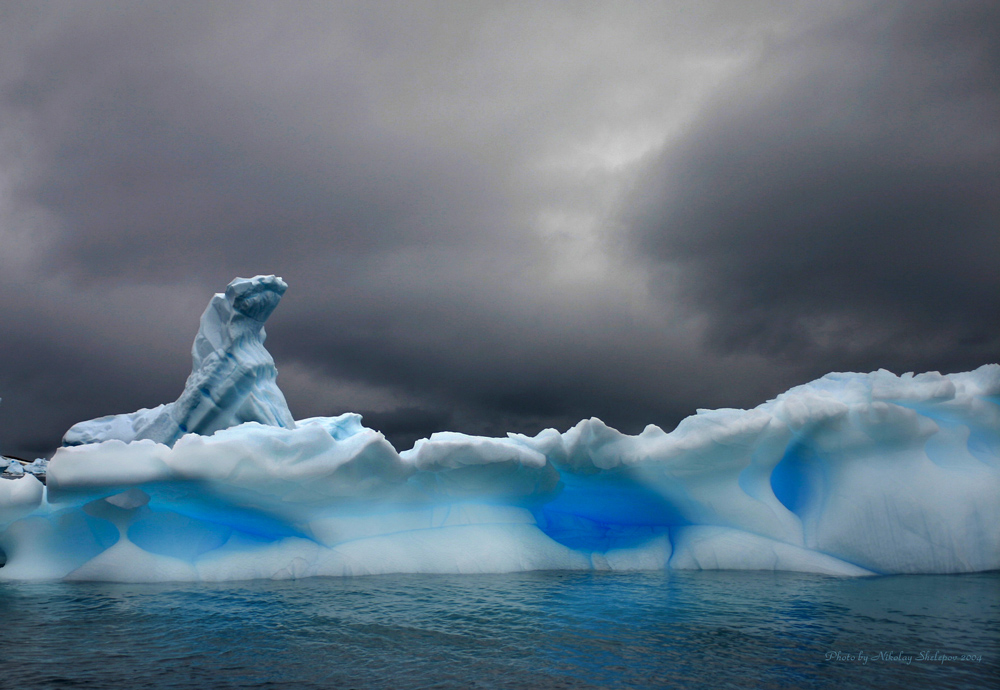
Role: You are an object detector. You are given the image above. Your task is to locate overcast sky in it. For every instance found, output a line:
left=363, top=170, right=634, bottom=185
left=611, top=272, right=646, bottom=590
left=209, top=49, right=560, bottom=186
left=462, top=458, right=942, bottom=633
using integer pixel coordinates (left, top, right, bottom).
left=1, top=0, right=997, bottom=458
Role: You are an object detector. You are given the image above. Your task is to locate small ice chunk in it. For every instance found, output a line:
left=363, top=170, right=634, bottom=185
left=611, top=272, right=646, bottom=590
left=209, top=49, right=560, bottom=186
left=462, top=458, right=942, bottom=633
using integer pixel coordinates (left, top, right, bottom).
left=24, top=459, right=48, bottom=475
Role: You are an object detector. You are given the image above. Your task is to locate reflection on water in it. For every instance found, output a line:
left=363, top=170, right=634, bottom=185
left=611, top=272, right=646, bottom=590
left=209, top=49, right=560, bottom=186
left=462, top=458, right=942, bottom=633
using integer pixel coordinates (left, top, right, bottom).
left=1, top=571, right=997, bottom=689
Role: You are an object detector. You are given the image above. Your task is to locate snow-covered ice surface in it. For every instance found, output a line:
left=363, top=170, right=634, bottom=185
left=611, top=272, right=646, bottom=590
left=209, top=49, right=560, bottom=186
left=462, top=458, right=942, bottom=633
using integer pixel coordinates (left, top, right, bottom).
left=1, top=276, right=997, bottom=582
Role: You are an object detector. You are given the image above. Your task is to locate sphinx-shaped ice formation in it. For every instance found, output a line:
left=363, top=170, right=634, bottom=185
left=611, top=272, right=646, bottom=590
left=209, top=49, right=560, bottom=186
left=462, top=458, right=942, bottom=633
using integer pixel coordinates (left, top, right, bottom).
left=1, top=276, right=997, bottom=582
left=63, top=275, right=294, bottom=447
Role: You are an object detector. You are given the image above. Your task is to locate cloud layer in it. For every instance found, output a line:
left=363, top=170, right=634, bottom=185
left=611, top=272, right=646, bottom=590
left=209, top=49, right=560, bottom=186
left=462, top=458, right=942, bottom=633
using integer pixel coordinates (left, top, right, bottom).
left=1, top=1, right=996, bottom=457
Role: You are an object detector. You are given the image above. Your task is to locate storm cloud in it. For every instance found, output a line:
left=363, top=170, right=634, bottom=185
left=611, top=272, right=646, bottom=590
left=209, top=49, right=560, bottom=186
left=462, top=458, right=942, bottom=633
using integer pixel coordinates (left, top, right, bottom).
left=629, top=0, right=1000, bottom=371
left=1, top=0, right=996, bottom=458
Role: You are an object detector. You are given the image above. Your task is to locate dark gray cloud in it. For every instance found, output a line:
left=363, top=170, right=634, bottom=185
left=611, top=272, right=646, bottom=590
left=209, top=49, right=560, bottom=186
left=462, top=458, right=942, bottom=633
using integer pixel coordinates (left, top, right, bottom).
left=629, top=0, right=1000, bottom=375
left=0, top=1, right=996, bottom=458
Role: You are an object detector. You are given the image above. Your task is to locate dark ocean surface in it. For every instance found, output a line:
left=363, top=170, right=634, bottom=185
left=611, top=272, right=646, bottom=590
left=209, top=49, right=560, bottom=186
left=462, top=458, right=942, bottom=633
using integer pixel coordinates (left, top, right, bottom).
left=1, top=570, right=997, bottom=689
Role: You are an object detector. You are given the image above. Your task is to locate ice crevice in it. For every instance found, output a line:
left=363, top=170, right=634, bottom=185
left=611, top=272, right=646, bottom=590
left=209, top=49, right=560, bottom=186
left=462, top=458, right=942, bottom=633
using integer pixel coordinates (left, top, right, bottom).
left=0, top=275, right=997, bottom=582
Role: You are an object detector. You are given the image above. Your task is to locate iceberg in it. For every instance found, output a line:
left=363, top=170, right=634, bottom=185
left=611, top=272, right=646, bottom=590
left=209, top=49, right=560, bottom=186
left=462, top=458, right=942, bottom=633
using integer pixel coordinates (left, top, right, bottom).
left=1, top=276, right=997, bottom=582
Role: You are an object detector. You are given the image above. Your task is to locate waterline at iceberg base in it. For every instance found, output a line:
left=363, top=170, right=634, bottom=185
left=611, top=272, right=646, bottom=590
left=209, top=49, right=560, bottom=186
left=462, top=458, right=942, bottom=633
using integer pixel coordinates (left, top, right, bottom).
left=1, top=276, right=997, bottom=582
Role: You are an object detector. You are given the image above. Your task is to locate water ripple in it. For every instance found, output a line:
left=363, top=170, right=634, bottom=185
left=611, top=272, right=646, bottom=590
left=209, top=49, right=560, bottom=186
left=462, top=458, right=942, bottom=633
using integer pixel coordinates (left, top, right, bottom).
left=0, top=571, right=997, bottom=689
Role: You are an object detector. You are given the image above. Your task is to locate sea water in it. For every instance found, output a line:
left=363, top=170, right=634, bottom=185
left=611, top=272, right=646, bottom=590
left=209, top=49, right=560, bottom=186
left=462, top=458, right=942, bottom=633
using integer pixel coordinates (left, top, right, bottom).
left=1, top=571, right=996, bottom=689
